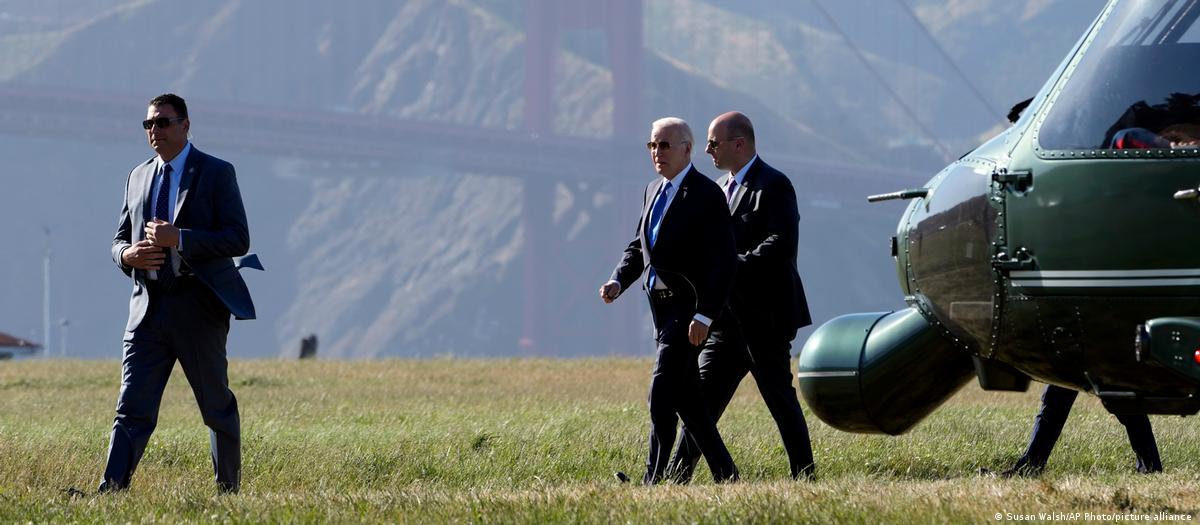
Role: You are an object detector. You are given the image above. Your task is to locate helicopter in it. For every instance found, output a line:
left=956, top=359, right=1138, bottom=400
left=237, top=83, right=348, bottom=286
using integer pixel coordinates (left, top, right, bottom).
left=797, top=0, right=1200, bottom=435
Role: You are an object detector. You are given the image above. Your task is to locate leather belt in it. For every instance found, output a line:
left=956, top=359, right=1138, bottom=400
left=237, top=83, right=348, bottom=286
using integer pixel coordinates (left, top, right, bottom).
left=649, top=289, right=674, bottom=300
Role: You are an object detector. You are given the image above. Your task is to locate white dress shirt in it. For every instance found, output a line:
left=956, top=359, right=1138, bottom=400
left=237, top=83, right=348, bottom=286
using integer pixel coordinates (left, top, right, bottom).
left=647, top=163, right=712, bottom=327
left=725, top=154, right=757, bottom=199
left=147, top=142, right=191, bottom=279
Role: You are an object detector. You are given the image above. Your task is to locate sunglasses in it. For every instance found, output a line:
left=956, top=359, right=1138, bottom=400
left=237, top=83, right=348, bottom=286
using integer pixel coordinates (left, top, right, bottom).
left=706, top=136, right=743, bottom=150
left=646, top=140, right=687, bottom=151
left=142, top=117, right=186, bottom=130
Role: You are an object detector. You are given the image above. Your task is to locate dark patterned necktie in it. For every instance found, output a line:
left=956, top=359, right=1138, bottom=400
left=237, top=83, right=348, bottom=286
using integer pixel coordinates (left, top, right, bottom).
left=154, top=164, right=174, bottom=288
left=725, top=178, right=737, bottom=205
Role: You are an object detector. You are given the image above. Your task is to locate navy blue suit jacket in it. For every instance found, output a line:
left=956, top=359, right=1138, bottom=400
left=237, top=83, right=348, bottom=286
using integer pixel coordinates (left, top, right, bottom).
left=719, top=156, right=811, bottom=333
left=112, top=146, right=255, bottom=331
left=609, top=166, right=736, bottom=321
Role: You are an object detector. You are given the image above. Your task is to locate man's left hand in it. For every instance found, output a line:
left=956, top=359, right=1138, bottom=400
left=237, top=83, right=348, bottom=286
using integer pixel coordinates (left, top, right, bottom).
left=145, top=219, right=180, bottom=248
left=688, top=320, right=709, bottom=346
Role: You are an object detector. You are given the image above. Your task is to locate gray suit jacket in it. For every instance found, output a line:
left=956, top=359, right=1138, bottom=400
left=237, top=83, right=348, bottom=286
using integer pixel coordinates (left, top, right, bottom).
left=112, top=146, right=256, bottom=331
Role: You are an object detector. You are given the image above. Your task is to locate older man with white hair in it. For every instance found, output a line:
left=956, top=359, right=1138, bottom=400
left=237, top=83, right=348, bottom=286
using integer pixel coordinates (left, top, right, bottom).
left=600, top=117, right=739, bottom=484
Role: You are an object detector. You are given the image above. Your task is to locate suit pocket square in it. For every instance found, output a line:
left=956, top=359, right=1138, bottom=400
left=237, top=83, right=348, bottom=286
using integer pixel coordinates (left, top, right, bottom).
left=233, top=253, right=265, bottom=271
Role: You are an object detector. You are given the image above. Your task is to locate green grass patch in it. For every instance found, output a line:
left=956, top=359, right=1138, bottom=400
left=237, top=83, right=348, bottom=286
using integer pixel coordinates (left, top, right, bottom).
left=1, top=359, right=1198, bottom=523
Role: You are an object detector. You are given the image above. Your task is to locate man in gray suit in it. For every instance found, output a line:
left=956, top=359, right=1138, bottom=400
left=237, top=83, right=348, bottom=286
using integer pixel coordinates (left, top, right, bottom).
left=101, top=93, right=255, bottom=493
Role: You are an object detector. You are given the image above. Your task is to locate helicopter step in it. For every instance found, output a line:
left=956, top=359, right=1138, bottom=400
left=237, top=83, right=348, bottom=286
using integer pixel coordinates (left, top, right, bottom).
left=1094, top=389, right=1200, bottom=416
left=1136, top=317, right=1200, bottom=384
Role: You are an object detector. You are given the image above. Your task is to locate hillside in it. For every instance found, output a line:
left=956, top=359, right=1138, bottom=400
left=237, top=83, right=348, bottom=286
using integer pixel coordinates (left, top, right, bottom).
left=0, top=1, right=1096, bottom=357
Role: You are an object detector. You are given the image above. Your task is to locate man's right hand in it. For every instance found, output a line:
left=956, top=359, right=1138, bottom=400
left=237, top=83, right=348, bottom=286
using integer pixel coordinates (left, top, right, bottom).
left=121, top=240, right=165, bottom=270
left=599, top=281, right=621, bottom=304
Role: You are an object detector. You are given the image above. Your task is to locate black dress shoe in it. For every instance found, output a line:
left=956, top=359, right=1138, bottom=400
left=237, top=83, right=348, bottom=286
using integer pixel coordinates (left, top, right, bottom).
left=614, top=471, right=630, bottom=484
left=794, top=464, right=816, bottom=482
left=715, top=466, right=740, bottom=484
left=980, top=464, right=1043, bottom=478
left=96, top=480, right=127, bottom=493
left=63, top=487, right=88, bottom=498
left=1008, top=464, right=1044, bottom=478
left=1136, top=457, right=1163, bottom=474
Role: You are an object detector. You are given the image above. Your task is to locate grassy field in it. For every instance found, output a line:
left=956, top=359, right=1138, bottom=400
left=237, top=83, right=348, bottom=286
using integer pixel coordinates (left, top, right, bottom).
left=1, top=359, right=1198, bottom=523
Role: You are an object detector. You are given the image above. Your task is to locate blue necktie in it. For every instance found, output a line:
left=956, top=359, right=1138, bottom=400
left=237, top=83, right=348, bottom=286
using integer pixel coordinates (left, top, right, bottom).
left=154, top=164, right=174, bottom=288
left=646, top=180, right=671, bottom=288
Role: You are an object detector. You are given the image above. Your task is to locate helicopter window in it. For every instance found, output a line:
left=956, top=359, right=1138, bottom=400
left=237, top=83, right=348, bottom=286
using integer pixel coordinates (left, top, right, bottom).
left=1039, top=0, right=1200, bottom=151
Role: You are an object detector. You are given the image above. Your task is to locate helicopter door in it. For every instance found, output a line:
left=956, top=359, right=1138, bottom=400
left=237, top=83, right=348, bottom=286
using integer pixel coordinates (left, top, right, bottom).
left=1002, top=159, right=1200, bottom=295
left=1005, top=0, right=1200, bottom=294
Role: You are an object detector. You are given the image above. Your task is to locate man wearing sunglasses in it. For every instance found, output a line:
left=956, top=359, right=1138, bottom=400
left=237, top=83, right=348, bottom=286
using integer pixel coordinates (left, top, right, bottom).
left=667, top=112, right=816, bottom=483
left=600, top=117, right=739, bottom=484
left=102, top=93, right=255, bottom=493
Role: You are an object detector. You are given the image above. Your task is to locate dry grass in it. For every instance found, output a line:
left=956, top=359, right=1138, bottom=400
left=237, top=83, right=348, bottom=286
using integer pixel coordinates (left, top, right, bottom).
left=1, top=359, right=1198, bottom=523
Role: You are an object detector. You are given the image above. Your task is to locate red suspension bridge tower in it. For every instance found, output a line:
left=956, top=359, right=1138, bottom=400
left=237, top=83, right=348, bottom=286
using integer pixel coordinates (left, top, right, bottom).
left=519, top=0, right=644, bottom=353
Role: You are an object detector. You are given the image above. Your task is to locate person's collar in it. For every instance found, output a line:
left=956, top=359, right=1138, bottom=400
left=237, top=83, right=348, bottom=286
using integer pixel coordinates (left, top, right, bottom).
left=730, top=154, right=758, bottom=185
left=663, top=162, right=692, bottom=185
left=158, top=142, right=192, bottom=172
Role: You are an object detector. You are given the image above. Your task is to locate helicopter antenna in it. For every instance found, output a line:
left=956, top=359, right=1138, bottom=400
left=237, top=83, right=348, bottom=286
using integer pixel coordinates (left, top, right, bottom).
left=892, top=0, right=1006, bottom=124
left=808, top=0, right=955, bottom=162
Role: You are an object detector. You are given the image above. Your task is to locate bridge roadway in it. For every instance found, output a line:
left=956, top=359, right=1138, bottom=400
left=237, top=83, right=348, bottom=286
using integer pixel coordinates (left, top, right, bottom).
left=0, top=83, right=924, bottom=191
left=0, top=82, right=929, bottom=354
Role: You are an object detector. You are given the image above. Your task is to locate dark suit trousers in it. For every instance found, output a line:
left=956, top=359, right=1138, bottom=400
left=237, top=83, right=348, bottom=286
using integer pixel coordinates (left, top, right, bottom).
left=102, top=278, right=241, bottom=491
left=643, top=294, right=738, bottom=484
left=668, top=315, right=814, bottom=482
left=1012, top=384, right=1161, bottom=473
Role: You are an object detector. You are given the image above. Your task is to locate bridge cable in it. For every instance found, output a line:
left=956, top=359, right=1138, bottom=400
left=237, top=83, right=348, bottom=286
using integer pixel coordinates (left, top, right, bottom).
left=892, top=0, right=1006, bottom=124
left=808, top=0, right=955, bottom=162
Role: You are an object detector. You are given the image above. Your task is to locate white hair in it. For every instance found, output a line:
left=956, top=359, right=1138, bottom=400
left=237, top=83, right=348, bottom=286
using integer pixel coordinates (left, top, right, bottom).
left=650, top=117, right=693, bottom=146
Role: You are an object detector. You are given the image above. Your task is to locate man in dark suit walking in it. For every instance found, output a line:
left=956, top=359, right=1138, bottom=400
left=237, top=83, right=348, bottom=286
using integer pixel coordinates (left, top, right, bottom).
left=998, top=384, right=1161, bottom=477
left=600, top=117, right=739, bottom=484
left=102, top=93, right=255, bottom=493
left=667, top=112, right=816, bottom=482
